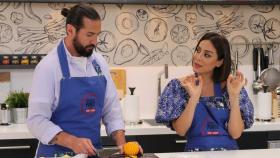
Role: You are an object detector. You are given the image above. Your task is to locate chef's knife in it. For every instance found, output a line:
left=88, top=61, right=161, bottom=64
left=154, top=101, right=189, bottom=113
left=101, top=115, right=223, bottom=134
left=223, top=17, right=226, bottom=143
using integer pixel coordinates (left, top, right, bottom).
left=93, top=147, right=120, bottom=158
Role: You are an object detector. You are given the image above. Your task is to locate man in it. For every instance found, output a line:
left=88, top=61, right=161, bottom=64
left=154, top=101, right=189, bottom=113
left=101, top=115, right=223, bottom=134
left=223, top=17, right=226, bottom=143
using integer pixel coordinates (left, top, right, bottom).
left=27, top=4, right=127, bottom=157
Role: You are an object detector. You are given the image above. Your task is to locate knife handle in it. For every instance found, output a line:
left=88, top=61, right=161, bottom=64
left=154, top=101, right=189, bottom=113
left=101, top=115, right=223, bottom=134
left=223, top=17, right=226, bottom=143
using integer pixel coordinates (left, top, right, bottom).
left=253, top=47, right=258, bottom=72
left=260, top=47, right=265, bottom=71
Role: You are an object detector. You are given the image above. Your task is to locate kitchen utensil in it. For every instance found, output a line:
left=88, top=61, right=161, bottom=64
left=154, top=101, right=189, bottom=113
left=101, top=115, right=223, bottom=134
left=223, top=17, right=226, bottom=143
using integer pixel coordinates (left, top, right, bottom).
left=110, top=69, right=126, bottom=99
left=94, top=147, right=120, bottom=158
left=123, top=87, right=140, bottom=125
left=71, top=147, right=120, bottom=158
left=267, top=44, right=274, bottom=65
left=257, top=47, right=262, bottom=78
left=0, top=103, right=9, bottom=125
left=252, top=80, right=263, bottom=94
left=276, top=86, right=280, bottom=95
left=233, top=50, right=238, bottom=77
left=257, top=85, right=272, bottom=121
left=260, top=47, right=266, bottom=71
left=157, top=64, right=168, bottom=98
left=272, top=87, right=280, bottom=120
left=252, top=47, right=258, bottom=80
left=252, top=47, right=263, bottom=94
left=259, top=67, right=280, bottom=91
left=264, top=47, right=269, bottom=69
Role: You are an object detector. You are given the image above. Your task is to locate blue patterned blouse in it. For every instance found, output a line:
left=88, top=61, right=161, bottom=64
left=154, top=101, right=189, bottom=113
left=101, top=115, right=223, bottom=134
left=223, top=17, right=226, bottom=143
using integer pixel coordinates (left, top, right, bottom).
left=155, top=79, right=254, bottom=129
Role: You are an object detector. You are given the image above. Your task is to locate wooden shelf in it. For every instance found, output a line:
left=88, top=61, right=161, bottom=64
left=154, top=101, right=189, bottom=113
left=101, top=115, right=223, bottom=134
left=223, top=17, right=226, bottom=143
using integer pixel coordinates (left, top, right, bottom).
left=0, top=65, right=36, bottom=69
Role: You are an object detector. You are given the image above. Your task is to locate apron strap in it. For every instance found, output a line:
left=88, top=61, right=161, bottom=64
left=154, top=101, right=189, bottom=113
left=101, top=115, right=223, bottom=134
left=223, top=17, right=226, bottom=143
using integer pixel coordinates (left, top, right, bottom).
left=92, top=59, right=103, bottom=76
left=57, top=40, right=104, bottom=77
left=57, top=41, right=71, bottom=78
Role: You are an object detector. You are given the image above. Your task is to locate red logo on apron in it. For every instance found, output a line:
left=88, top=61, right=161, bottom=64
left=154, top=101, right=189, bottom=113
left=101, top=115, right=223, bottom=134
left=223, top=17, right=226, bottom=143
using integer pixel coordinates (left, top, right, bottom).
left=80, top=93, right=97, bottom=113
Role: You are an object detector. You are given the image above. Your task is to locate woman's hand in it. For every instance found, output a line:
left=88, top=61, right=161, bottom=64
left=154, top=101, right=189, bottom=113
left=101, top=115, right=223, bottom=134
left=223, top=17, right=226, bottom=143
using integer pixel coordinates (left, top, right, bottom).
left=227, top=71, right=247, bottom=98
left=180, top=73, right=203, bottom=101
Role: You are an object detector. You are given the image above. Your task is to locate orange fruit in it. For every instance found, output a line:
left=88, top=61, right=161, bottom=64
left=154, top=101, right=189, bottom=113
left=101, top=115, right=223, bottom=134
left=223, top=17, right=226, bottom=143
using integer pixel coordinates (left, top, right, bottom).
left=123, top=141, right=140, bottom=156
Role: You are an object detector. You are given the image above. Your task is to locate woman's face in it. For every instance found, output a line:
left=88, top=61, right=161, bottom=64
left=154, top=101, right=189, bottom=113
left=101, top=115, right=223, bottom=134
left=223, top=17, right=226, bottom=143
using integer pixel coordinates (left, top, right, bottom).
left=192, top=40, right=223, bottom=75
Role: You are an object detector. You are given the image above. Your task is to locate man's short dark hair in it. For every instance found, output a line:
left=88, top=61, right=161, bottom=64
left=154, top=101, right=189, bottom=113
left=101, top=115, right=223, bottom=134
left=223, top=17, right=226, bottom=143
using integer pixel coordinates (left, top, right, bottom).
left=61, top=3, right=100, bottom=32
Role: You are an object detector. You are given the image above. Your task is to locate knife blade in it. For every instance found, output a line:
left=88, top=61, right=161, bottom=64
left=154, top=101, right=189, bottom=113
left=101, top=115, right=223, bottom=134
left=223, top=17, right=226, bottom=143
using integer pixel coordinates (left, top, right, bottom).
left=94, top=147, right=120, bottom=158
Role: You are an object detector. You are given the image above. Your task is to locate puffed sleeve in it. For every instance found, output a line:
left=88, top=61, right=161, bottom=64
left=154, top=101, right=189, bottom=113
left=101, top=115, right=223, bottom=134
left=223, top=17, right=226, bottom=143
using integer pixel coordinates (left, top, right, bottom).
left=155, top=79, right=190, bottom=128
left=239, top=88, right=254, bottom=129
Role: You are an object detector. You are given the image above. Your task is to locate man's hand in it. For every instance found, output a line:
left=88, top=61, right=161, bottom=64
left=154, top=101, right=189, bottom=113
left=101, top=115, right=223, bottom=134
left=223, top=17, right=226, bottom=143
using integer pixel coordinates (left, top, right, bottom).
left=70, top=137, right=96, bottom=156
left=111, top=130, right=143, bottom=154
left=120, top=141, right=144, bottom=155
left=50, top=131, right=97, bottom=156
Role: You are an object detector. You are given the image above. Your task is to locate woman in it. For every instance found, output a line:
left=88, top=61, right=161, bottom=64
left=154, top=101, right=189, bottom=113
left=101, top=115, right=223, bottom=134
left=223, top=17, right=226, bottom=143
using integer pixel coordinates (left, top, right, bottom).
left=155, top=32, right=254, bottom=151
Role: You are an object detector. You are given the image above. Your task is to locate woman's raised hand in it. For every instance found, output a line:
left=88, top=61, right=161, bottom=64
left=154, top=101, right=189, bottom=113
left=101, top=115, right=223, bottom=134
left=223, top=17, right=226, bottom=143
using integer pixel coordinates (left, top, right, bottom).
left=227, top=71, right=247, bottom=98
left=180, top=73, right=203, bottom=101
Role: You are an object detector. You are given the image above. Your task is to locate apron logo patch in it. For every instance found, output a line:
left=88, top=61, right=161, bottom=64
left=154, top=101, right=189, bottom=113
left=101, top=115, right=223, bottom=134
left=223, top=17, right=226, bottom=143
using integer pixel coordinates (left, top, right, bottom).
left=81, top=93, right=97, bottom=113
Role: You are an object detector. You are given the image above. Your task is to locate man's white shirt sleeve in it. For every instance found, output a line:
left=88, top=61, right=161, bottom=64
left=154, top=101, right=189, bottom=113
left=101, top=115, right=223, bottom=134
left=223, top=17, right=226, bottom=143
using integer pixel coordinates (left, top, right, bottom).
left=26, top=44, right=125, bottom=144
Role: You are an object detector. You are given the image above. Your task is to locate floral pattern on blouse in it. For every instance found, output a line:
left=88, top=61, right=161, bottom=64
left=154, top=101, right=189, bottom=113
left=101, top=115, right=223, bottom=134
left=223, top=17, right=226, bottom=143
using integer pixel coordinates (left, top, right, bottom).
left=155, top=79, right=254, bottom=129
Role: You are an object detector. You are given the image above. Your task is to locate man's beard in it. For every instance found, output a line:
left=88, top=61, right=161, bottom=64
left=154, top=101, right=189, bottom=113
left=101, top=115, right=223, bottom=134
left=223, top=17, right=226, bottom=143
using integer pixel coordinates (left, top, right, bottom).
left=73, top=36, right=95, bottom=57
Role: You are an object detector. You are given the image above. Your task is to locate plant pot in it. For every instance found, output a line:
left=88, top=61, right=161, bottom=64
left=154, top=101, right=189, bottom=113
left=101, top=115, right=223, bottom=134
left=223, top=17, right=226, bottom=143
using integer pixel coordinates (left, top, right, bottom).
left=12, top=108, right=28, bottom=124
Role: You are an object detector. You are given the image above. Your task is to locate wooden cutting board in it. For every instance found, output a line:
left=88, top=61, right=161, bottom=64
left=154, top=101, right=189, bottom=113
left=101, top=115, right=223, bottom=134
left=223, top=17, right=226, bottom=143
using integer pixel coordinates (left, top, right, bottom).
left=0, top=72, right=10, bottom=82
left=0, top=72, right=10, bottom=103
left=110, top=69, right=126, bottom=99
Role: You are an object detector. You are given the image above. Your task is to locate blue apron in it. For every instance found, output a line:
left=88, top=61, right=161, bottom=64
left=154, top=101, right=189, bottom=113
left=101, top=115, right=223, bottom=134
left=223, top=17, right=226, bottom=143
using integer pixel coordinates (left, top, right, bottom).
left=36, top=41, right=107, bottom=157
left=185, top=83, right=238, bottom=151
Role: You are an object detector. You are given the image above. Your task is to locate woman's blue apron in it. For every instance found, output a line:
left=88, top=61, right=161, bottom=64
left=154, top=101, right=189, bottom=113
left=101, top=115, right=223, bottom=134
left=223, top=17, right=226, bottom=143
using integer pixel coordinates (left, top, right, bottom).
left=185, top=83, right=238, bottom=151
left=36, top=41, right=107, bottom=157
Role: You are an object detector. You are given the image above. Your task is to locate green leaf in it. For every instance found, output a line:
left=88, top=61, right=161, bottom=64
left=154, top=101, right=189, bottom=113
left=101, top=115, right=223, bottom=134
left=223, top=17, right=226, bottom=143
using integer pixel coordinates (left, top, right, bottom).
left=5, top=90, right=29, bottom=108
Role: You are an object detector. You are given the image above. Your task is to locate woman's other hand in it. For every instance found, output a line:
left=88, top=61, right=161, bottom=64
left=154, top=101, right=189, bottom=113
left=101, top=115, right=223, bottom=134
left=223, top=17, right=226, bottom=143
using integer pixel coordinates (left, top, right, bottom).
left=227, top=71, right=247, bottom=98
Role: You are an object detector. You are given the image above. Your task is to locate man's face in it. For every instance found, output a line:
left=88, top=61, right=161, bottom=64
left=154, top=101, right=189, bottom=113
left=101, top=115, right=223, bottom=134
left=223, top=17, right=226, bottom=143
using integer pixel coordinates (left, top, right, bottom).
left=72, top=17, right=101, bottom=57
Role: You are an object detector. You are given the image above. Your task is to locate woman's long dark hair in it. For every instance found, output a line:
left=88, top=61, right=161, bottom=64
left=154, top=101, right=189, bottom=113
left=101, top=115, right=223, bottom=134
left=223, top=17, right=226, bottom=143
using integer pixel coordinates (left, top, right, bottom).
left=195, top=32, right=232, bottom=82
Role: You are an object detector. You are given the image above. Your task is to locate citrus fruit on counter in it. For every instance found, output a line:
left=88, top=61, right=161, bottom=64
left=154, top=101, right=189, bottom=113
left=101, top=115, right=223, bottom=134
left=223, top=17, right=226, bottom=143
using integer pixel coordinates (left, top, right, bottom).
left=123, top=141, right=140, bottom=156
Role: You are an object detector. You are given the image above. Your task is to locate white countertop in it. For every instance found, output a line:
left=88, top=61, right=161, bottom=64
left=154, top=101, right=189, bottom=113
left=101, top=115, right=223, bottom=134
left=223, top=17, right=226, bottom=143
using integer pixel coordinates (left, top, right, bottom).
left=0, top=121, right=280, bottom=140
left=155, top=148, right=280, bottom=158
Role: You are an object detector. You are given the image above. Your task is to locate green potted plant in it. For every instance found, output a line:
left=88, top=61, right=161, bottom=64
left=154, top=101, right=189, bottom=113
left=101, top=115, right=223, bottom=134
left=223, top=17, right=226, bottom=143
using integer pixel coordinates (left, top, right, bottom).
left=5, top=90, right=29, bottom=123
